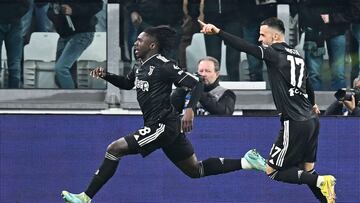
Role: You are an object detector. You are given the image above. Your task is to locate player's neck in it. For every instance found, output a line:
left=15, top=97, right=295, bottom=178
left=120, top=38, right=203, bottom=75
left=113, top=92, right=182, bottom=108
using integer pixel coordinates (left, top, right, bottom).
left=141, top=51, right=159, bottom=63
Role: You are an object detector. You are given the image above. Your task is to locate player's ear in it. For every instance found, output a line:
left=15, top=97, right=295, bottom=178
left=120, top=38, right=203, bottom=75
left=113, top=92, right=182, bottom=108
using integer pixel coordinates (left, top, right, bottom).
left=273, top=33, right=278, bottom=41
left=150, top=42, right=156, bottom=49
left=274, top=32, right=281, bottom=41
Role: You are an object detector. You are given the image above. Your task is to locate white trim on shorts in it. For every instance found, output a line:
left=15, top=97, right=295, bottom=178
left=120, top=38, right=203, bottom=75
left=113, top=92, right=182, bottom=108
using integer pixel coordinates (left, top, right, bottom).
left=138, top=123, right=166, bottom=147
left=276, top=120, right=289, bottom=167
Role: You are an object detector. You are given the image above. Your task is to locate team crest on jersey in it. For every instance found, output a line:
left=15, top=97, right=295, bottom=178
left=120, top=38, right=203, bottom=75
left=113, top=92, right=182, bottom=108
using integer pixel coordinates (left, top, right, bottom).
left=148, top=66, right=155, bottom=75
left=135, top=77, right=149, bottom=91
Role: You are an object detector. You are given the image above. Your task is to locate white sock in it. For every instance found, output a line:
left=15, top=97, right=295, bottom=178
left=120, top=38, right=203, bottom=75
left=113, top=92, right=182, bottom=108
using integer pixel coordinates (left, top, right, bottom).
left=316, top=176, right=324, bottom=188
left=241, top=158, right=252, bottom=170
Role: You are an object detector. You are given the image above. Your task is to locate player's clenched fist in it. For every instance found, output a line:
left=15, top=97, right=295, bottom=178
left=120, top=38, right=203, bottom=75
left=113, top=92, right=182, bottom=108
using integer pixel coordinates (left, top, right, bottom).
left=90, top=67, right=106, bottom=78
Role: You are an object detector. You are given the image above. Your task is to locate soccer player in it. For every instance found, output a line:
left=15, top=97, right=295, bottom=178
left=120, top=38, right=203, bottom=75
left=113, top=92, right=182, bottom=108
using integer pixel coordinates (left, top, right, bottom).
left=200, top=18, right=336, bottom=203
left=61, top=25, right=266, bottom=203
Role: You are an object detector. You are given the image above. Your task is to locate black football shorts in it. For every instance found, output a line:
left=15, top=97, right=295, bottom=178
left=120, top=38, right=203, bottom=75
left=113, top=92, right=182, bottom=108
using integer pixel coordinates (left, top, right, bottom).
left=267, top=117, right=320, bottom=170
left=124, top=118, right=194, bottom=163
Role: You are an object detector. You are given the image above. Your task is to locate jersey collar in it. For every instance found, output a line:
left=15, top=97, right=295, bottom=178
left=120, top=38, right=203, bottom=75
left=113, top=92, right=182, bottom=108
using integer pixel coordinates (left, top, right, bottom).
left=140, top=54, right=159, bottom=65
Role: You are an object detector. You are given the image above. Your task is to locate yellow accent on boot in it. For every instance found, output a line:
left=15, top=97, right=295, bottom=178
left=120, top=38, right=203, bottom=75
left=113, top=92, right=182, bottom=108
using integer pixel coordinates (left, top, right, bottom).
left=61, top=191, right=91, bottom=203
left=319, top=175, right=336, bottom=203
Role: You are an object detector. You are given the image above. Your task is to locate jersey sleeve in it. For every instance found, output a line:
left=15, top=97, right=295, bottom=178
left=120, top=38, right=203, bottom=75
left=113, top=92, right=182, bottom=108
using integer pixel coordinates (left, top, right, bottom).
left=161, top=62, right=204, bottom=110
left=218, top=30, right=278, bottom=62
left=126, top=64, right=136, bottom=82
left=160, top=62, right=199, bottom=88
left=102, top=64, right=136, bottom=90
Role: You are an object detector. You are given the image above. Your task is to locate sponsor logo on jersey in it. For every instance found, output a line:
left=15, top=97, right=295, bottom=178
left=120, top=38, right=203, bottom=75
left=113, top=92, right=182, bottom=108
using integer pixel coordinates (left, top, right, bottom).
left=135, top=77, right=149, bottom=91
left=288, top=87, right=308, bottom=98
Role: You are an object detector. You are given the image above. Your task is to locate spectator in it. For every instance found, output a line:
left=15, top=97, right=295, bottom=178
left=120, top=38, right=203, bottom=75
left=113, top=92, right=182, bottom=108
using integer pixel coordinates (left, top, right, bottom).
left=95, top=0, right=107, bottom=32
left=324, top=77, right=360, bottom=116
left=201, top=0, right=242, bottom=81
left=171, top=56, right=236, bottom=115
left=126, top=0, right=183, bottom=61
left=349, top=0, right=360, bottom=80
left=0, top=0, right=30, bottom=88
left=22, top=0, right=54, bottom=40
left=177, top=0, right=201, bottom=70
left=239, top=0, right=277, bottom=81
left=347, top=30, right=359, bottom=83
left=298, top=0, right=350, bottom=91
left=47, top=1, right=103, bottom=88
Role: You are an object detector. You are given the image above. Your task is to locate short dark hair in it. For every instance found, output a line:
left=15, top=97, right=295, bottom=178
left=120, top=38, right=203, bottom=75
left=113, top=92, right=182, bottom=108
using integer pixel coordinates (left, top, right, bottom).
left=197, top=56, right=220, bottom=72
left=143, top=25, right=176, bottom=55
left=260, top=17, right=285, bottom=34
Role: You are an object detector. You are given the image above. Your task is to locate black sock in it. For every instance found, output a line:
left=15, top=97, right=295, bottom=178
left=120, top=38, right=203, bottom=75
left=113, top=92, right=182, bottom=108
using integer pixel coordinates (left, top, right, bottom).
left=272, top=167, right=317, bottom=185
left=201, top=157, right=242, bottom=177
left=85, top=153, right=120, bottom=198
left=307, top=169, right=327, bottom=203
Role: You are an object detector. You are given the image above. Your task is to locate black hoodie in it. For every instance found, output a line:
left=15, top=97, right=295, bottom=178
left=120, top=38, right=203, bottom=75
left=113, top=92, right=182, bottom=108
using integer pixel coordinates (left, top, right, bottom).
left=47, top=0, right=103, bottom=38
left=0, top=0, right=30, bottom=24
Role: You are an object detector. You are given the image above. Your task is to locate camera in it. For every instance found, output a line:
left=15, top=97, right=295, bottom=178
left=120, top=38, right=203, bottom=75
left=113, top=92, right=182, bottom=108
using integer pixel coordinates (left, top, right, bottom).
left=334, top=88, right=360, bottom=104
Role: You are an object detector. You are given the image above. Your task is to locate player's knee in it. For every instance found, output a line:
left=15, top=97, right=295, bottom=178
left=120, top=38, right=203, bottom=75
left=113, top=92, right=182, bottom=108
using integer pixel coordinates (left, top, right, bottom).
left=265, top=165, right=276, bottom=177
left=265, top=164, right=276, bottom=175
left=303, top=162, right=315, bottom=172
left=106, top=142, right=120, bottom=157
left=185, top=170, right=201, bottom=179
left=185, top=168, right=201, bottom=179
left=106, top=139, right=127, bottom=157
left=183, top=163, right=202, bottom=179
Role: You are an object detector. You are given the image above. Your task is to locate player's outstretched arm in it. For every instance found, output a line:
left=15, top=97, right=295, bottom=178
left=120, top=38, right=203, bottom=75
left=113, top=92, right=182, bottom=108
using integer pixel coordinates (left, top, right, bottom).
left=90, top=67, right=134, bottom=90
left=198, top=20, right=264, bottom=60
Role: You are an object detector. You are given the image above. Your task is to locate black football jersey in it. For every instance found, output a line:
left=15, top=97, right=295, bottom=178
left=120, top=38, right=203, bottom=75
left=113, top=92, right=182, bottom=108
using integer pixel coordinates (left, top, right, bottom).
left=219, top=31, right=314, bottom=121
left=126, top=54, right=199, bottom=125
left=260, top=43, right=314, bottom=121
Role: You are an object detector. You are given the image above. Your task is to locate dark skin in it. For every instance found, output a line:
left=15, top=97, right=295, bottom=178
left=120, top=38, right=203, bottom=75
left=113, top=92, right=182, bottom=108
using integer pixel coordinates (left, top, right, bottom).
left=90, top=32, right=203, bottom=178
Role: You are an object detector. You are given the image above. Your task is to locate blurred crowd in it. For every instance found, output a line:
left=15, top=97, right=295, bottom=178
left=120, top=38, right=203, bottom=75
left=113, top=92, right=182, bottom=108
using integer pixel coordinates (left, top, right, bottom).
left=0, top=0, right=106, bottom=88
left=1, top=0, right=360, bottom=91
left=119, top=0, right=360, bottom=90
